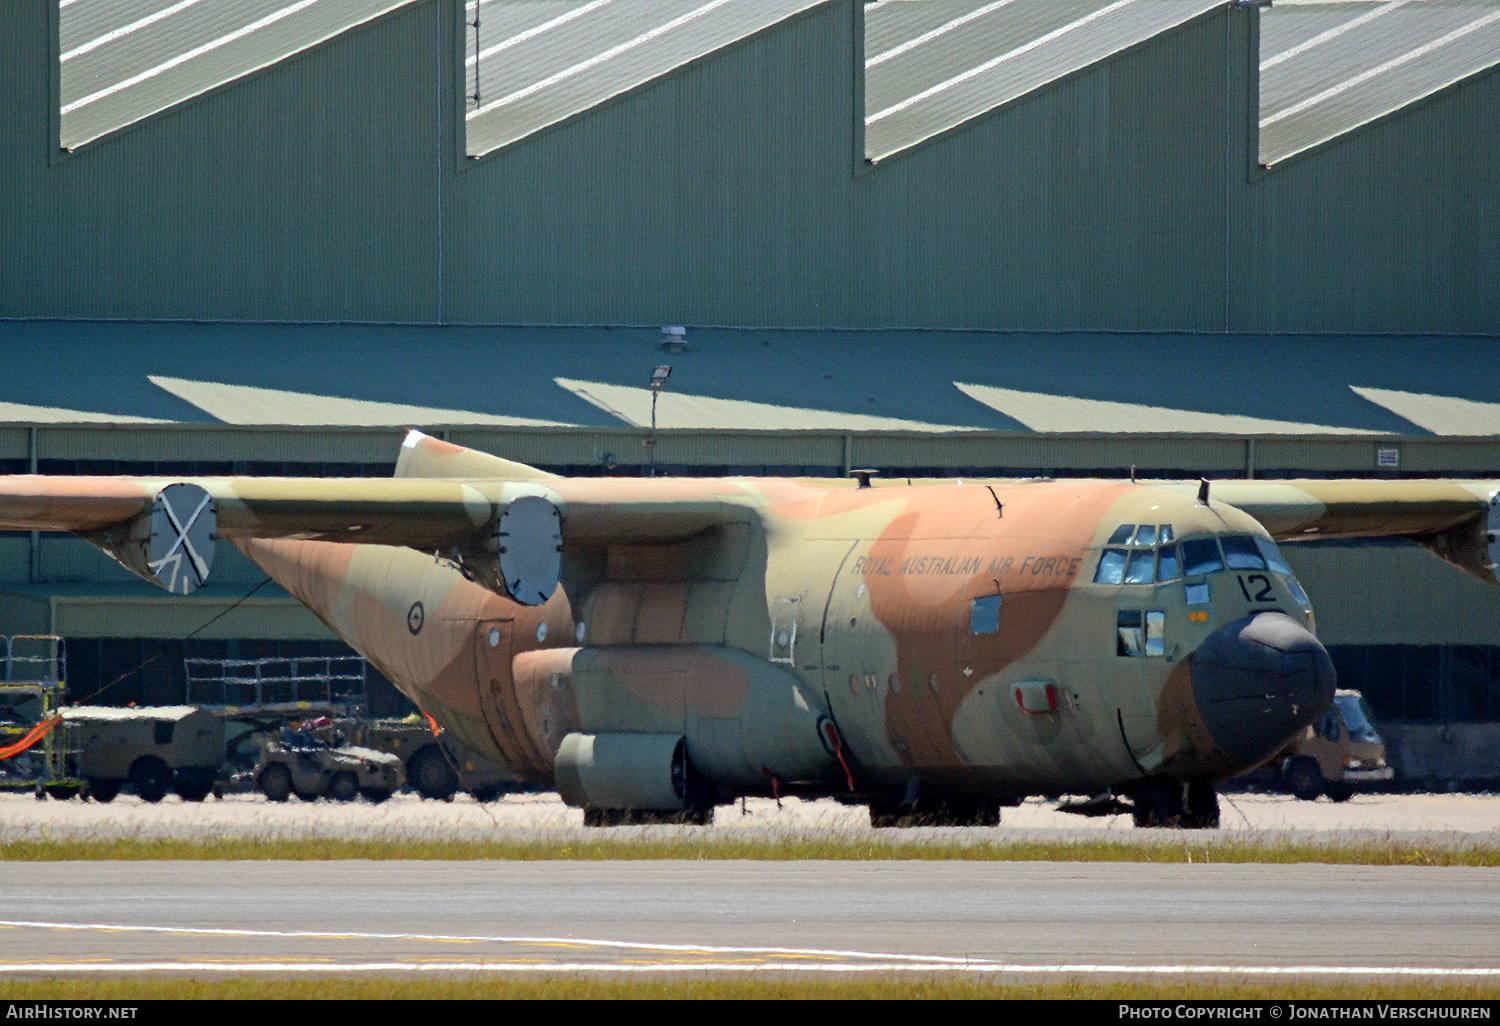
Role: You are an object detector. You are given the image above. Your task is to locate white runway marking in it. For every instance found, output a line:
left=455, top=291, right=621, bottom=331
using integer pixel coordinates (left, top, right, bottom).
left=0, top=920, right=977, bottom=966
left=0, top=920, right=1494, bottom=977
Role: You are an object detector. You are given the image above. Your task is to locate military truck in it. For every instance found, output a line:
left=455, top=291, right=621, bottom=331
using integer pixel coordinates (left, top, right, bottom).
left=347, top=716, right=520, bottom=800
left=61, top=705, right=225, bottom=802
left=1260, top=689, right=1393, bottom=801
left=254, top=722, right=400, bottom=802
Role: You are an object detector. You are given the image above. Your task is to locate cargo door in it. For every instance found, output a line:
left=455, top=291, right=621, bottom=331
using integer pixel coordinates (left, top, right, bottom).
left=473, top=619, right=535, bottom=775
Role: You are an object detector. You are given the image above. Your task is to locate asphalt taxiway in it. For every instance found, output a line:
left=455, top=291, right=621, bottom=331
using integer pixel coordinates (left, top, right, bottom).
left=1, top=791, right=1497, bottom=979
left=0, top=861, right=1496, bottom=979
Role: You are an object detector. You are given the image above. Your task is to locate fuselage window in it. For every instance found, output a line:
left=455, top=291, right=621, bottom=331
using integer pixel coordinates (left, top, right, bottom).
left=1094, top=548, right=1128, bottom=584
left=1117, top=611, right=1143, bottom=657
left=1124, top=548, right=1155, bottom=584
left=1155, top=543, right=1181, bottom=582
left=1107, top=524, right=1135, bottom=545
left=1221, top=534, right=1267, bottom=570
left=1118, top=610, right=1166, bottom=657
left=970, top=594, right=1002, bottom=635
left=1185, top=581, right=1211, bottom=605
left=1145, top=610, right=1165, bottom=656
left=1181, top=537, right=1224, bottom=576
left=1286, top=576, right=1310, bottom=604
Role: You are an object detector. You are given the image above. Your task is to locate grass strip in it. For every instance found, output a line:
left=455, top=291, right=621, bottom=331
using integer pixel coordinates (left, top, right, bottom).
left=2, top=834, right=1498, bottom=864
left=1, top=977, right=1498, bottom=1000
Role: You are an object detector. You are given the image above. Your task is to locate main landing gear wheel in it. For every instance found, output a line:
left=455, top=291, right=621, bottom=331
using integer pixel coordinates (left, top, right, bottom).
left=582, top=807, right=713, bottom=827
left=1131, top=778, right=1220, bottom=829
left=1183, top=779, right=1220, bottom=829
left=868, top=797, right=1001, bottom=828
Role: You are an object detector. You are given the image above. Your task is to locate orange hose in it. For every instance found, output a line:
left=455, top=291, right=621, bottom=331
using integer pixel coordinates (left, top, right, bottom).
left=0, top=715, right=61, bottom=761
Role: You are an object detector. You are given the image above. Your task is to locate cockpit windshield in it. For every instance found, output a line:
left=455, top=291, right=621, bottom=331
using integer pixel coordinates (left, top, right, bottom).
left=1180, top=537, right=1223, bottom=576
left=1094, top=525, right=1300, bottom=592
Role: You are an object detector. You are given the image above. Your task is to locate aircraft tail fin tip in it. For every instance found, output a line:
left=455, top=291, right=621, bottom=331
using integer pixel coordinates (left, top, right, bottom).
left=395, top=429, right=556, bottom=482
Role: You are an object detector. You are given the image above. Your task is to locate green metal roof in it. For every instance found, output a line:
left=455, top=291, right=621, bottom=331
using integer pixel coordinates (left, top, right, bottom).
left=462, top=0, right=826, bottom=157
left=0, top=321, right=1496, bottom=436
left=1259, top=0, right=1500, bottom=166
left=862, top=0, right=1220, bottom=161
left=59, top=0, right=416, bottom=150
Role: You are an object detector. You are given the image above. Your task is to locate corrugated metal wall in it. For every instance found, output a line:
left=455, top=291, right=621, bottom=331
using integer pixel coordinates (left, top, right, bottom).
left=8, top=423, right=1500, bottom=475
left=1, top=0, right=446, bottom=322
left=2, top=1, right=1496, bottom=330
left=854, top=12, right=1231, bottom=332
left=446, top=2, right=859, bottom=326
left=1283, top=540, right=1500, bottom=647
left=1236, top=7, right=1500, bottom=335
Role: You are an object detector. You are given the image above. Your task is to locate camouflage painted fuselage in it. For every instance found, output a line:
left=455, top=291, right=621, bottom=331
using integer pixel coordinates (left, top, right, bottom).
left=3, top=436, right=1492, bottom=813
left=237, top=474, right=1322, bottom=801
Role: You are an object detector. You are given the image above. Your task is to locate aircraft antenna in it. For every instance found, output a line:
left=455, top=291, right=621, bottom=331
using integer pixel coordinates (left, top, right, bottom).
left=1197, top=478, right=1211, bottom=505
left=985, top=485, right=1003, bottom=517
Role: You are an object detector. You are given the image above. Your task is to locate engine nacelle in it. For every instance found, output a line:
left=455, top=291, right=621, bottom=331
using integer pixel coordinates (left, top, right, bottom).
left=81, top=483, right=216, bottom=595
left=554, top=732, right=690, bottom=812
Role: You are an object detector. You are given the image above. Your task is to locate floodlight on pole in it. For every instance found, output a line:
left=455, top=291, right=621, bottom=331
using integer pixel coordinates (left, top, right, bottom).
left=648, top=365, right=672, bottom=477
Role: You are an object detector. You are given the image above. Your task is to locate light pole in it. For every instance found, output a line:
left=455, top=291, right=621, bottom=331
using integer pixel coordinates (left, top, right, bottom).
left=647, top=364, right=671, bottom=477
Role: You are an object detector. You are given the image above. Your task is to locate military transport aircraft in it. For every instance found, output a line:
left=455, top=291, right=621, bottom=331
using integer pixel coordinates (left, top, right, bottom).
left=0, top=430, right=1495, bottom=827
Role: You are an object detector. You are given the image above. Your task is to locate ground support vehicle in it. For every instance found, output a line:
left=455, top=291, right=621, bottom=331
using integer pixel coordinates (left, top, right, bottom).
left=254, top=735, right=400, bottom=802
left=61, top=706, right=226, bottom=802
left=1239, top=689, right=1393, bottom=801
left=347, top=716, right=521, bottom=800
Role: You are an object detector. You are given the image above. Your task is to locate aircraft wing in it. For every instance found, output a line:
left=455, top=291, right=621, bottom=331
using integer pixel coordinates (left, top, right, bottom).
left=1205, top=479, right=1499, bottom=585
left=0, top=473, right=748, bottom=599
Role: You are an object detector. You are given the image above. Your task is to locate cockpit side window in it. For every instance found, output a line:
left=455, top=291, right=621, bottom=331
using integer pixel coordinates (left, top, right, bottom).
left=1221, top=535, right=1267, bottom=570
left=1107, top=525, right=1134, bottom=545
left=1117, top=611, right=1143, bottom=656
left=1256, top=536, right=1291, bottom=575
left=1180, top=537, right=1224, bottom=576
left=1131, top=525, right=1158, bottom=546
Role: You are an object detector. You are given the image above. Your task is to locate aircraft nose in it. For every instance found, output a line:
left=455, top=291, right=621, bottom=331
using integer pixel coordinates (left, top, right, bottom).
left=1190, top=611, right=1336, bottom=767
